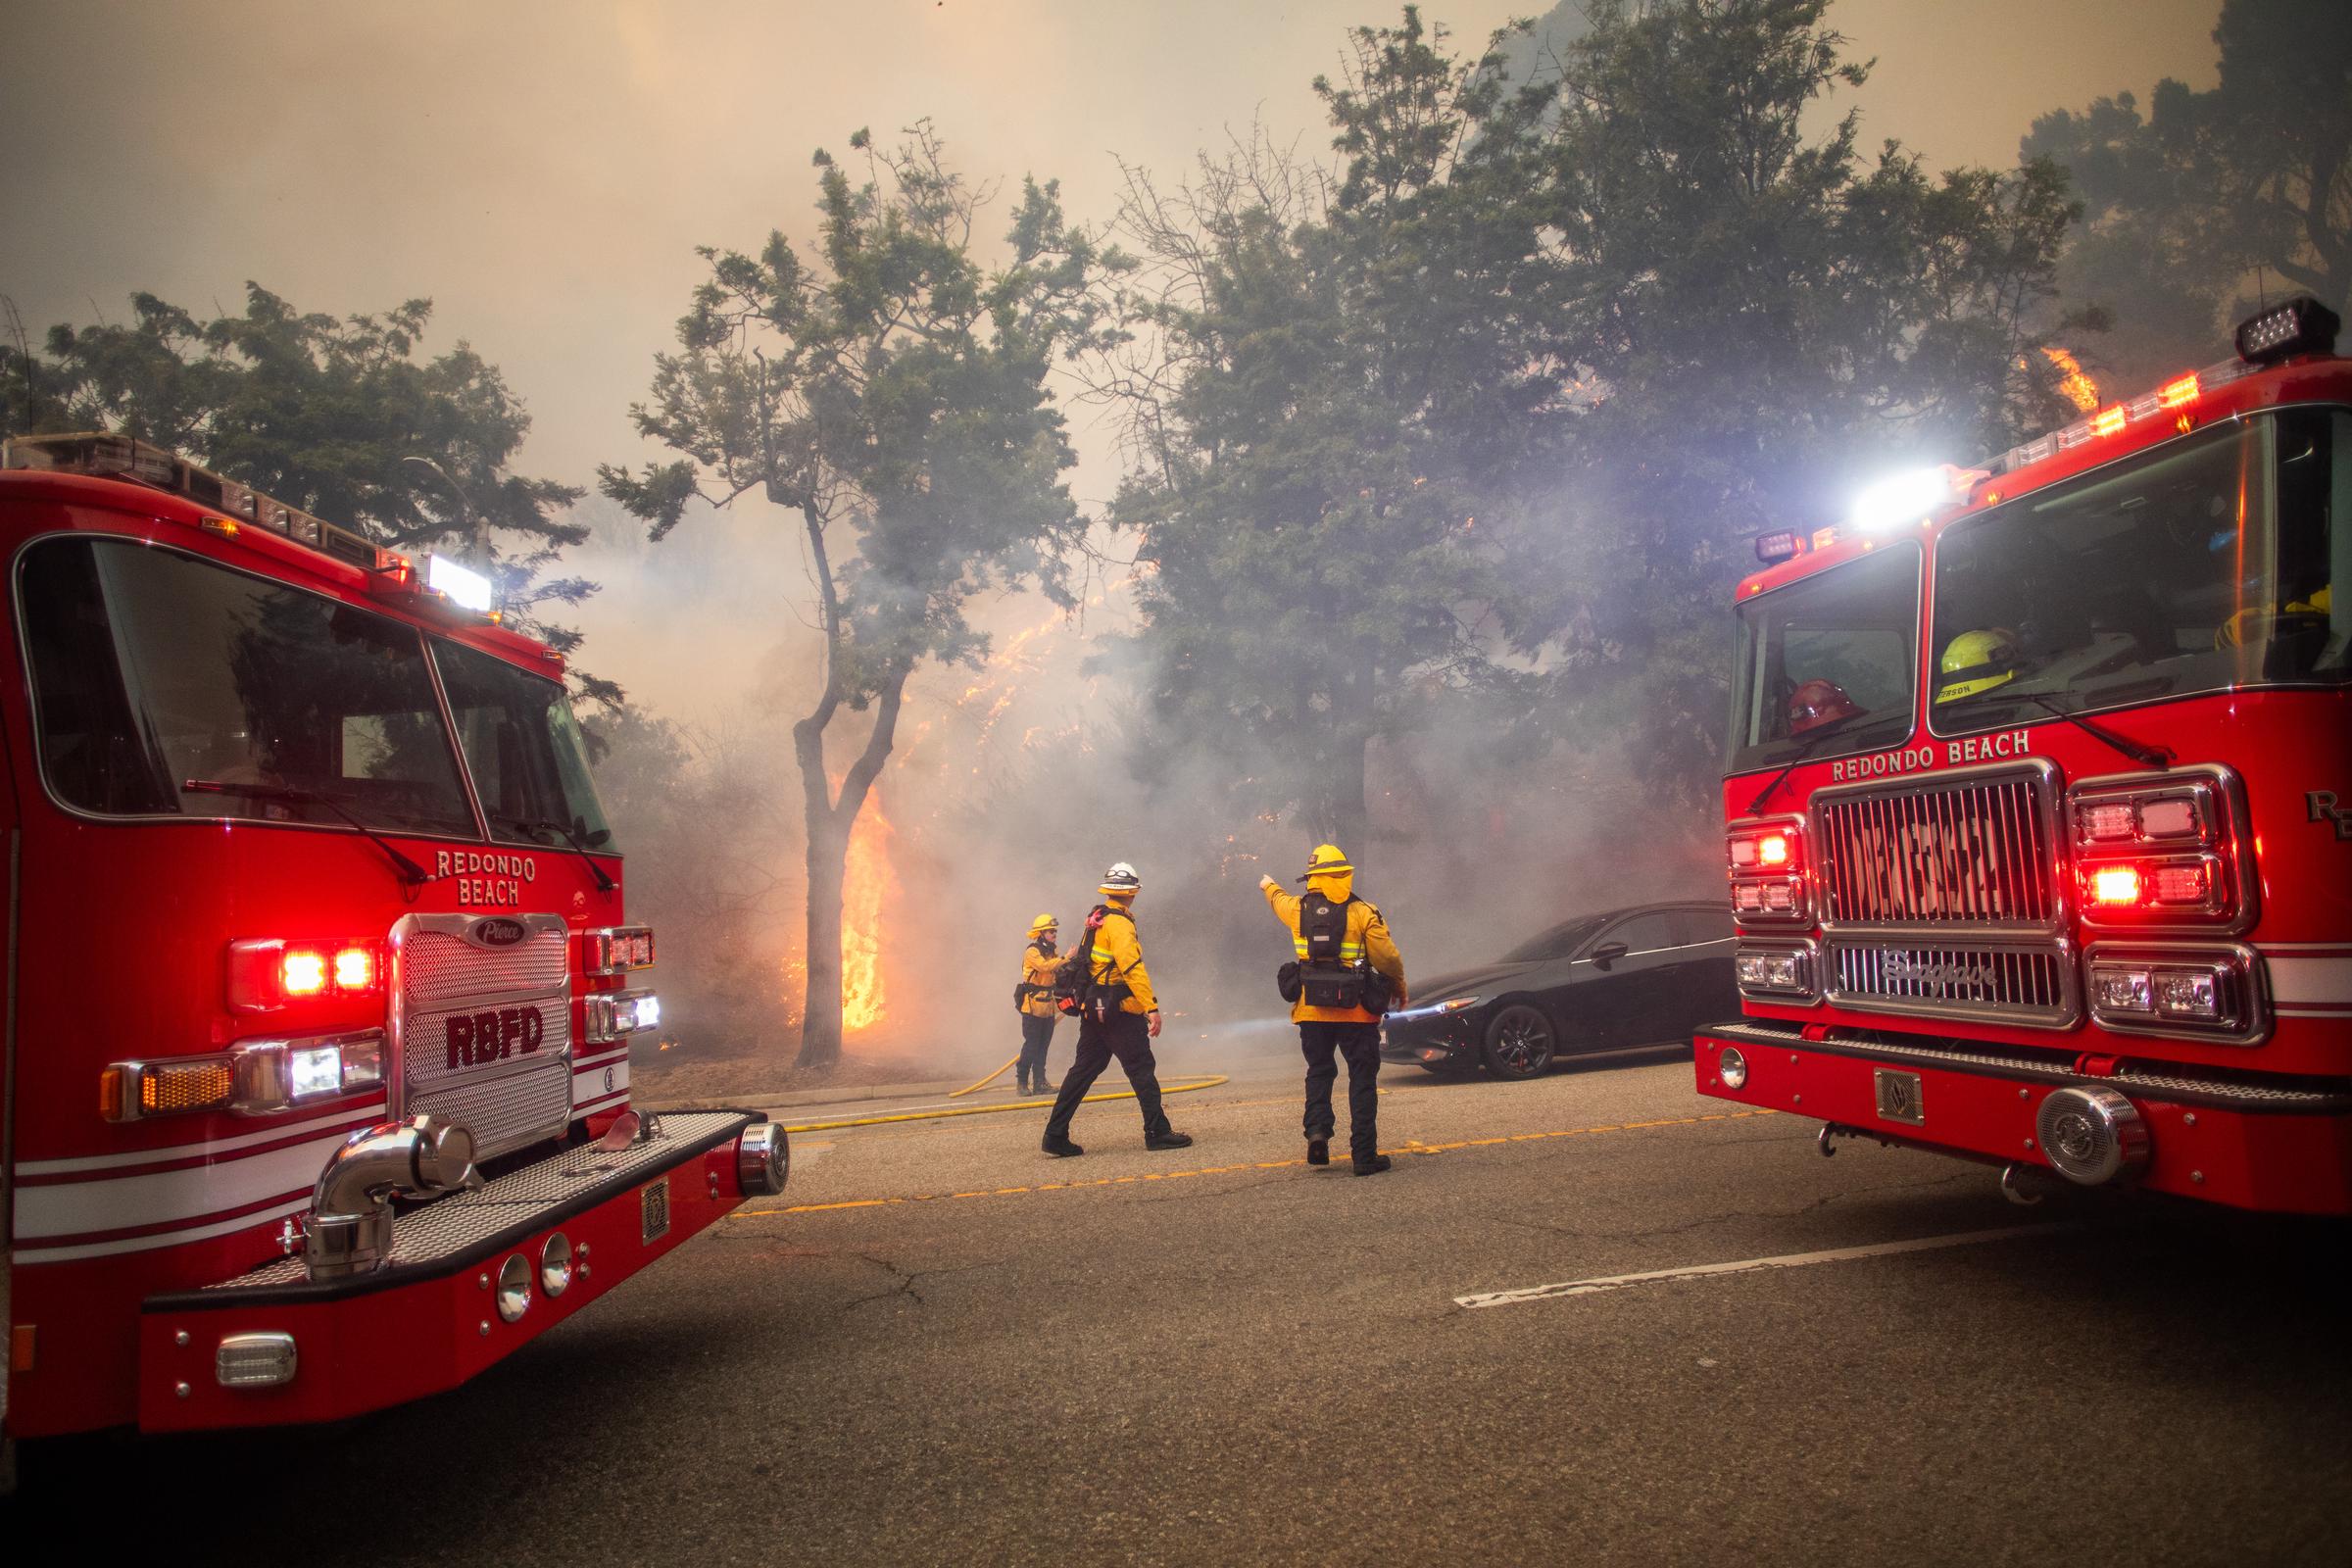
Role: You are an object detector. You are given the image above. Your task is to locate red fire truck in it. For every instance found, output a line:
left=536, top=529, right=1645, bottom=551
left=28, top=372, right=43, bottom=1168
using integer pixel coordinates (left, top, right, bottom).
left=1696, top=296, right=2351, bottom=1212
left=0, top=434, right=789, bottom=1466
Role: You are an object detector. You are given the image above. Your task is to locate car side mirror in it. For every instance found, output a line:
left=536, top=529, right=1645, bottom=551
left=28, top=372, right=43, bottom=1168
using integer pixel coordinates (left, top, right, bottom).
left=1591, top=942, right=1630, bottom=970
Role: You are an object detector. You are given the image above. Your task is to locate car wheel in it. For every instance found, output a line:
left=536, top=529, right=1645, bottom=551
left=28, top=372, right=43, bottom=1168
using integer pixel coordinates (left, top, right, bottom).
left=1482, top=1004, right=1556, bottom=1080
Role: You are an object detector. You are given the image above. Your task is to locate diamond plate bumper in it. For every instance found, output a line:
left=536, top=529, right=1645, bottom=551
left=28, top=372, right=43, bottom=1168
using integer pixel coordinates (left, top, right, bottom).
left=134, top=1110, right=768, bottom=1432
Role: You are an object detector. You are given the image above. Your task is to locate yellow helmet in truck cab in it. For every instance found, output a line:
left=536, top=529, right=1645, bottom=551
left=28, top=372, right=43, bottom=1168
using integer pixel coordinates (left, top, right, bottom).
left=1936, top=627, right=2021, bottom=705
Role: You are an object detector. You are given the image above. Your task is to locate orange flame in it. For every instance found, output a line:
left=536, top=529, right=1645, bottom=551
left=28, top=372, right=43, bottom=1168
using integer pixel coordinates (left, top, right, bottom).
left=2041, top=346, right=2100, bottom=414
left=840, top=799, right=897, bottom=1033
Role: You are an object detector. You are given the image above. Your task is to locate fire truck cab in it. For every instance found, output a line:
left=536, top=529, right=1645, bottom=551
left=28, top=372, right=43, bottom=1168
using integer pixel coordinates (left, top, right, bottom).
left=1696, top=298, right=2352, bottom=1213
left=0, top=434, right=788, bottom=1462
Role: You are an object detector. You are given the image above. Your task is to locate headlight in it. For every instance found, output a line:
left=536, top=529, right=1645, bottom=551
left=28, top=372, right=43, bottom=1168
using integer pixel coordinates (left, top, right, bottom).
left=1435, top=997, right=1480, bottom=1013
left=1717, top=1045, right=1748, bottom=1090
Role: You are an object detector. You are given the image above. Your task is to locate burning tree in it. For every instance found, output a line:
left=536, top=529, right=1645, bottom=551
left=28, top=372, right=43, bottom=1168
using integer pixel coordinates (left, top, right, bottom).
left=601, top=123, right=1119, bottom=1068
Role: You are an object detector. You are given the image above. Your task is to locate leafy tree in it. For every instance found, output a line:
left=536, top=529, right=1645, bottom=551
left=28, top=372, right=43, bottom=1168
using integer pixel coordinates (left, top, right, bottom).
left=601, top=123, right=1117, bottom=1069
left=0, top=284, right=607, bottom=700
left=2024, top=0, right=2351, bottom=390
left=1506, top=0, right=2089, bottom=799
left=1101, top=8, right=1565, bottom=858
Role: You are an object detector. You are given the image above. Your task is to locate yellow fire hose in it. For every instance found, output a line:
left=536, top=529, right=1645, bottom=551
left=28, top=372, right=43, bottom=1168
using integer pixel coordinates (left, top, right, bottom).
left=782, top=1075, right=1228, bottom=1133
left=948, top=1055, right=1019, bottom=1098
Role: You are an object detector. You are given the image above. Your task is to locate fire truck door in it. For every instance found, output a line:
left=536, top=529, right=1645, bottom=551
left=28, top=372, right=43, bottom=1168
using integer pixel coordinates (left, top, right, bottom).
left=0, top=725, right=19, bottom=1471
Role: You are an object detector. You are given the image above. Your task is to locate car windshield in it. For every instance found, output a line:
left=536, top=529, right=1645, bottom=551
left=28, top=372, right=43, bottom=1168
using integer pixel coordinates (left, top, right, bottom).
left=433, top=638, right=616, bottom=852
left=1500, top=914, right=1610, bottom=964
left=1728, top=541, right=1920, bottom=773
left=18, top=537, right=476, bottom=835
left=1931, top=409, right=2350, bottom=732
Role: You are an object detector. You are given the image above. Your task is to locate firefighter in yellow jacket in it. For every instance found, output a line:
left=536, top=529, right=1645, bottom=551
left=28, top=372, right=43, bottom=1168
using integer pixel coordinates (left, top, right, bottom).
left=1042, top=861, right=1193, bottom=1157
left=1014, top=914, right=1062, bottom=1096
left=1260, top=844, right=1406, bottom=1175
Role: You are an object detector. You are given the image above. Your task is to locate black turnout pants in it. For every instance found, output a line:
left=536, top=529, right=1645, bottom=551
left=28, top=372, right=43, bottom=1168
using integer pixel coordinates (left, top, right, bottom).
left=1299, top=1020, right=1381, bottom=1163
left=1046, top=1008, right=1170, bottom=1141
left=1017, top=1012, right=1055, bottom=1086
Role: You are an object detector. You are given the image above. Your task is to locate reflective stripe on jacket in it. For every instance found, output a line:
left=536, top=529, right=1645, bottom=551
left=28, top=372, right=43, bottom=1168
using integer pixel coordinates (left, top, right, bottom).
left=1263, top=867, right=1404, bottom=1026
left=1088, top=901, right=1156, bottom=1014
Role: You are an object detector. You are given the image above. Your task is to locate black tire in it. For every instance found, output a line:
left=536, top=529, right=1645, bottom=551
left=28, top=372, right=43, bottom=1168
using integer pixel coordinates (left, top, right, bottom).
left=1482, top=1004, right=1556, bottom=1080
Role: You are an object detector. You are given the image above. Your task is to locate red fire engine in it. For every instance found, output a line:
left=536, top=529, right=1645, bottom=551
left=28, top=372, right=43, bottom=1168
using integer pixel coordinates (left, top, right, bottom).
left=0, top=434, right=788, bottom=1465
left=1696, top=297, right=2351, bottom=1213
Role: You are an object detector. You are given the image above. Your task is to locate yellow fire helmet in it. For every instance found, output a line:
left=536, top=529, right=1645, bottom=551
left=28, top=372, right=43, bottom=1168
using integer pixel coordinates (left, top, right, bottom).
left=1028, top=913, right=1058, bottom=935
left=1297, top=843, right=1353, bottom=883
left=2215, top=587, right=2331, bottom=651
left=1936, top=627, right=2022, bottom=705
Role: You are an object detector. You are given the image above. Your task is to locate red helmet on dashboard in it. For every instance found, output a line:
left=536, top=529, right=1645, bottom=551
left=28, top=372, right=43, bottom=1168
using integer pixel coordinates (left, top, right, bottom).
left=1787, top=678, right=1861, bottom=736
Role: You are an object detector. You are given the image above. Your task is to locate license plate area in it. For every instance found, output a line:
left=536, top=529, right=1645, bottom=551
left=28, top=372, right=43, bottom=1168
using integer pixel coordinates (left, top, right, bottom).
left=1874, top=1067, right=1926, bottom=1125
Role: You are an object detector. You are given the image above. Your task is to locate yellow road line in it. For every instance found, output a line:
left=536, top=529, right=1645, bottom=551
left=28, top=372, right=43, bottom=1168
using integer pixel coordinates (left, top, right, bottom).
left=780, top=1075, right=1229, bottom=1133
left=735, top=1107, right=1780, bottom=1218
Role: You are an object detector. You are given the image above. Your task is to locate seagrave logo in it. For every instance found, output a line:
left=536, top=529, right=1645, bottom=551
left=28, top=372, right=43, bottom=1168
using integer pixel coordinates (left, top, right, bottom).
left=1883, top=952, right=1995, bottom=994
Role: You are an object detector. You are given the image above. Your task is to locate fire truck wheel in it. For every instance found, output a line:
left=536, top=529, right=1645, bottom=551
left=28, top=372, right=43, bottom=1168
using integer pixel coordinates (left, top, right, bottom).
left=1482, top=1004, right=1557, bottom=1080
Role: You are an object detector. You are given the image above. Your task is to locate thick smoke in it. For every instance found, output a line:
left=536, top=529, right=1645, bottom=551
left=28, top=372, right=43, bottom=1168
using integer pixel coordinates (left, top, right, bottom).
left=584, top=488, right=1726, bottom=1091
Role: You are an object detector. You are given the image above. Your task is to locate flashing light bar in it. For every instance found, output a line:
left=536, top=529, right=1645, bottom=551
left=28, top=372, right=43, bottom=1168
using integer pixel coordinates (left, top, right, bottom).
left=1, top=432, right=392, bottom=572
left=1987, top=299, right=2340, bottom=480
left=425, top=552, right=496, bottom=612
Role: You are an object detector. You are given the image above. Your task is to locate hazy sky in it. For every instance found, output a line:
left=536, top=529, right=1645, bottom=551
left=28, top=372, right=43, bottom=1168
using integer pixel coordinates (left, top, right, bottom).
left=0, top=0, right=2227, bottom=717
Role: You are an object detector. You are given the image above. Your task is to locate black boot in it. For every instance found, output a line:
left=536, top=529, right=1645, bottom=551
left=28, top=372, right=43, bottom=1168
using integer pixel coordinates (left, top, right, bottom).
left=1145, top=1129, right=1194, bottom=1151
left=1306, top=1139, right=1330, bottom=1166
left=1042, top=1133, right=1084, bottom=1157
left=1351, top=1153, right=1392, bottom=1176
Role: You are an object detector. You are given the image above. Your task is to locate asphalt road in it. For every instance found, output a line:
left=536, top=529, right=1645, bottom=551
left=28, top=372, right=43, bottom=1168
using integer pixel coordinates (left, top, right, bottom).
left=13, top=1028, right=2352, bottom=1565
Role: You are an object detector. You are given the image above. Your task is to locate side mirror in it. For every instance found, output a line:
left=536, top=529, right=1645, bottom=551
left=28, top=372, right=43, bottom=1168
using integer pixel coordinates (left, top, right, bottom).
left=1591, top=941, right=1630, bottom=971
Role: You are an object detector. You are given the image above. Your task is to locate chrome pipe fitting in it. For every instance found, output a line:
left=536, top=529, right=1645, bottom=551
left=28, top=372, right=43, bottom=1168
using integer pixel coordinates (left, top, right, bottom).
left=304, top=1115, right=477, bottom=1279
left=1999, top=1163, right=2045, bottom=1206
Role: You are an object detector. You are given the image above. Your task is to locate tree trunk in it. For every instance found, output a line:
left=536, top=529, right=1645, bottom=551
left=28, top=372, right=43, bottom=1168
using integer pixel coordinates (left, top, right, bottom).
left=796, top=804, right=850, bottom=1069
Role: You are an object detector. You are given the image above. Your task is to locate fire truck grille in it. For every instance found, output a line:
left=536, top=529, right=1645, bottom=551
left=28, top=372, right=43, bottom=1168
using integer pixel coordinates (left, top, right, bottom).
left=399, top=925, right=569, bottom=1008
left=1824, top=936, right=2079, bottom=1028
left=1816, top=766, right=2059, bottom=929
left=392, top=914, right=575, bottom=1162
left=408, top=1063, right=574, bottom=1162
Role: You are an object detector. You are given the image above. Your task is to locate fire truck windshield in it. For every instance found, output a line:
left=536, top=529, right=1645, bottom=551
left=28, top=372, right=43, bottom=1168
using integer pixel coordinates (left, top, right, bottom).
left=19, top=537, right=477, bottom=835
left=1728, top=541, right=1921, bottom=774
left=432, top=638, right=615, bottom=853
left=1931, top=408, right=2350, bottom=734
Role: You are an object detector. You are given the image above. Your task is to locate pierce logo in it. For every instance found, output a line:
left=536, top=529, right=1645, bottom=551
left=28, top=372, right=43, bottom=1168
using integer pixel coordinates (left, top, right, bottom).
left=473, top=917, right=527, bottom=947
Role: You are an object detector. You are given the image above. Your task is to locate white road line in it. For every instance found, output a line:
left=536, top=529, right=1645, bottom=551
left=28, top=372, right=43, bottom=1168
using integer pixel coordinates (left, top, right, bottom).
left=1454, top=1223, right=2072, bottom=1309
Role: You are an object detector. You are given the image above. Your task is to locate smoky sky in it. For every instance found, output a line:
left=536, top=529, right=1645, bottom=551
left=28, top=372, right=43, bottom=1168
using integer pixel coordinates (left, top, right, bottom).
left=1, top=0, right=2224, bottom=719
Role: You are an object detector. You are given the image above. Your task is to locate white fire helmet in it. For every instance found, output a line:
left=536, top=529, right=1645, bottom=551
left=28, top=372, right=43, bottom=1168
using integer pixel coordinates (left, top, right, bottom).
left=1099, top=861, right=1142, bottom=897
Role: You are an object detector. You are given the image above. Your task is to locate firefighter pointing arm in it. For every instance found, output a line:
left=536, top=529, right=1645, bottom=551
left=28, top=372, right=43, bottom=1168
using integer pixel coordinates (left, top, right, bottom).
left=1260, top=844, right=1406, bottom=1175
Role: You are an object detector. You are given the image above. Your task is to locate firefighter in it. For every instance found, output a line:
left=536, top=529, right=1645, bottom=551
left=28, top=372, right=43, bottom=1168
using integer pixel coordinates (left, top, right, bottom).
left=1933, top=627, right=2023, bottom=705
left=1258, top=844, right=1406, bottom=1176
left=1015, top=914, right=1061, bottom=1096
left=1041, top=862, right=1193, bottom=1157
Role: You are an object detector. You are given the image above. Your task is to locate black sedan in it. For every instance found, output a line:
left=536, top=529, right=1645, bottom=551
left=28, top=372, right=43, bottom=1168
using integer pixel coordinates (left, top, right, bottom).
left=1379, top=902, right=1737, bottom=1079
